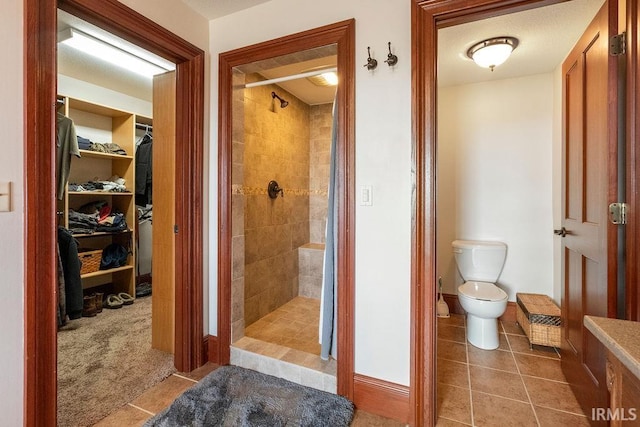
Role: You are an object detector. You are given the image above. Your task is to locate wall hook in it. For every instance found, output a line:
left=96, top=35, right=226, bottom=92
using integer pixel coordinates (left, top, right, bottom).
left=363, top=46, right=378, bottom=70
left=384, top=42, right=398, bottom=66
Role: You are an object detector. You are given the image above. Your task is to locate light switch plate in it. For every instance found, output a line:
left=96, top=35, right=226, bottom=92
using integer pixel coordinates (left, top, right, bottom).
left=0, top=182, right=11, bottom=212
left=361, top=185, right=373, bottom=206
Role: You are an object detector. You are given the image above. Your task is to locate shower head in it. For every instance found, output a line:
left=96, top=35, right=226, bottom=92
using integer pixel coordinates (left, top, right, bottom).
left=271, top=91, right=289, bottom=108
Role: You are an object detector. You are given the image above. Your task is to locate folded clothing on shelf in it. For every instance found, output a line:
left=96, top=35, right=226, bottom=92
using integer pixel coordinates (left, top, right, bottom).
left=90, top=142, right=127, bottom=156
left=69, top=175, right=128, bottom=193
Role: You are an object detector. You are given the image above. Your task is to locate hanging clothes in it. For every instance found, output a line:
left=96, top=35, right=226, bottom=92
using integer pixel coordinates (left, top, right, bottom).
left=57, top=227, right=84, bottom=320
left=135, top=133, right=153, bottom=206
left=56, top=113, right=81, bottom=200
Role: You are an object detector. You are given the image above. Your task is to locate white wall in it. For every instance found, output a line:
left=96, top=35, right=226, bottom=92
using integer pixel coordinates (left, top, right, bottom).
left=437, top=74, right=555, bottom=302
left=0, top=1, right=25, bottom=424
left=209, top=0, right=412, bottom=385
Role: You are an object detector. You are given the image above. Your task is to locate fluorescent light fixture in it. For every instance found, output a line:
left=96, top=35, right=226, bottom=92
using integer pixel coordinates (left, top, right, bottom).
left=58, top=28, right=173, bottom=78
left=467, top=37, right=519, bottom=71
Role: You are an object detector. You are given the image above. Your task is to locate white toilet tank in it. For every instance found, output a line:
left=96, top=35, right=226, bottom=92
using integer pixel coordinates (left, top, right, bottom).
left=452, top=240, right=507, bottom=283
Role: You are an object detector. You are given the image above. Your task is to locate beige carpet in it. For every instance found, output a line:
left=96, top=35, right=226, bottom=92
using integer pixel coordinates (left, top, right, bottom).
left=57, top=296, right=175, bottom=427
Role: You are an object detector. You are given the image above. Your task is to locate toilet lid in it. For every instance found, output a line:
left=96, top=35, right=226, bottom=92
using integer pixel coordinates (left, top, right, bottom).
left=459, top=281, right=508, bottom=301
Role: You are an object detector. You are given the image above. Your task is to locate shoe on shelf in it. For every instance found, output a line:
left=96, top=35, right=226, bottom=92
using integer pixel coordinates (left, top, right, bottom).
left=105, top=294, right=124, bottom=309
left=82, top=295, right=97, bottom=317
left=118, top=292, right=135, bottom=305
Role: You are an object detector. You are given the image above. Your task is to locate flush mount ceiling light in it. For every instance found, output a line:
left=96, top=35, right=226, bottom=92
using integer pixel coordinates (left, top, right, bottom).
left=467, top=36, right=519, bottom=71
left=58, top=28, right=174, bottom=78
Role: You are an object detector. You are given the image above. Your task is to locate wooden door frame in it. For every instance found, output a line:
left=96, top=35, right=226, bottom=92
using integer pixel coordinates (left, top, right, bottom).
left=217, top=20, right=356, bottom=398
left=24, top=0, right=205, bottom=425
left=410, top=0, right=568, bottom=424
left=626, top=0, right=640, bottom=321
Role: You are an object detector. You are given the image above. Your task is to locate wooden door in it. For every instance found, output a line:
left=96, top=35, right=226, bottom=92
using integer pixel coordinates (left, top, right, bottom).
left=560, top=1, right=618, bottom=419
left=152, top=71, right=176, bottom=353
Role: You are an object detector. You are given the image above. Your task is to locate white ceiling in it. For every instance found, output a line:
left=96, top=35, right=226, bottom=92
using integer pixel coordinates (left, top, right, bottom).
left=58, top=0, right=605, bottom=106
left=181, top=0, right=272, bottom=19
left=438, top=0, right=604, bottom=87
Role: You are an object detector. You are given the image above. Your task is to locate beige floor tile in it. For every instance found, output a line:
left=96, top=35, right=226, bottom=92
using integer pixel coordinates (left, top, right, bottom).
left=496, top=332, right=510, bottom=351
left=437, top=314, right=466, bottom=328
left=176, top=362, right=219, bottom=382
left=469, top=365, right=528, bottom=402
left=437, top=359, right=470, bottom=388
left=350, top=409, right=406, bottom=426
left=93, top=404, right=151, bottom=427
left=437, top=339, right=467, bottom=363
left=438, top=325, right=466, bottom=343
left=129, top=375, right=195, bottom=414
left=502, top=321, right=526, bottom=336
left=507, top=334, right=560, bottom=359
left=467, top=346, right=517, bottom=372
left=514, top=353, right=566, bottom=382
left=436, top=417, right=471, bottom=426
left=437, top=384, right=472, bottom=425
left=522, top=376, right=585, bottom=415
left=534, top=406, right=591, bottom=427
left=471, top=391, right=538, bottom=426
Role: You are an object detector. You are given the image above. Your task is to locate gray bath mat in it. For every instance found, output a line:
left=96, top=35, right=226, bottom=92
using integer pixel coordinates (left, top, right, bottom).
left=144, top=365, right=354, bottom=426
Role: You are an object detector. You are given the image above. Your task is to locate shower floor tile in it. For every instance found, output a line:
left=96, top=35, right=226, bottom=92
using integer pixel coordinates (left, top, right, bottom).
left=245, top=296, right=321, bottom=356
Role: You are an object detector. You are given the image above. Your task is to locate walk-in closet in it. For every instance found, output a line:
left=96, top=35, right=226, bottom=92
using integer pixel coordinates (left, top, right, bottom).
left=55, top=9, right=177, bottom=426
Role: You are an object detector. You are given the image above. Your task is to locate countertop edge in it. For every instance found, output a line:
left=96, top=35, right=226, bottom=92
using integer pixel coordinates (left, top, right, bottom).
left=584, top=315, right=640, bottom=380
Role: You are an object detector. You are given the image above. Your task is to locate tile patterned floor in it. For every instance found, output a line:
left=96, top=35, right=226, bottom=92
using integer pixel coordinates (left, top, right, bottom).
left=244, top=296, right=321, bottom=355
left=436, top=314, right=590, bottom=426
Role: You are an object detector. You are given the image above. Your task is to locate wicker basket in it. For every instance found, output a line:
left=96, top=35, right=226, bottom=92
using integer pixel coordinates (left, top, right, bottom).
left=516, top=293, right=561, bottom=348
left=78, top=249, right=102, bottom=275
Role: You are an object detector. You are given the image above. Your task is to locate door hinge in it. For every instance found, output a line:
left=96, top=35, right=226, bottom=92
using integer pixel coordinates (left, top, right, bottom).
left=609, top=202, right=628, bottom=225
left=610, top=32, right=626, bottom=56
left=174, top=224, right=179, bottom=234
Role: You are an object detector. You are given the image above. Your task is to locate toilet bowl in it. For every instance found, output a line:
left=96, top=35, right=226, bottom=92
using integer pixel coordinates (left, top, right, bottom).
left=458, top=281, right=508, bottom=349
left=452, top=240, right=508, bottom=350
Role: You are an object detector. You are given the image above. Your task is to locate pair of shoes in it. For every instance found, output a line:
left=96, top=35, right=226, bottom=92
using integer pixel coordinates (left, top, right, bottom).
left=82, top=295, right=97, bottom=317
left=105, top=294, right=123, bottom=309
left=105, top=292, right=135, bottom=309
left=119, top=292, right=135, bottom=305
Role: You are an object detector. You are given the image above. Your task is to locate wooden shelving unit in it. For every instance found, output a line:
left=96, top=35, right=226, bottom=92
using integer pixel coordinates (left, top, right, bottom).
left=59, top=95, right=152, bottom=296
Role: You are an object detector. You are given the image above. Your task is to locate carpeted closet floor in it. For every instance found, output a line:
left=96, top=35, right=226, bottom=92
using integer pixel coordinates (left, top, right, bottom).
left=57, top=296, right=175, bottom=427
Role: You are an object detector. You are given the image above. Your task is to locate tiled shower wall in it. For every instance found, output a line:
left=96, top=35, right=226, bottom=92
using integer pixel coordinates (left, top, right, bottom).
left=231, top=71, right=335, bottom=338
left=309, top=103, right=333, bottom=244
left=242, top=77, right=311, bottom=327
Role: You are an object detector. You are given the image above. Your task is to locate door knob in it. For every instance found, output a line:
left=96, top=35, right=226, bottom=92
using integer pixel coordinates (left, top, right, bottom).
left=553, top=227, right=567, bottom=237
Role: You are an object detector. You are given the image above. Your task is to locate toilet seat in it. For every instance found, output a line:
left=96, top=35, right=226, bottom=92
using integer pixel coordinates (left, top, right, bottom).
left=459, top=281, right=507, bottom=302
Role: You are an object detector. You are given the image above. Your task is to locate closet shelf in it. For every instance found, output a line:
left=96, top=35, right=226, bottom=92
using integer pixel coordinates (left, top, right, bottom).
left=79, top=149, right=133, bottom=161
left=68, top=191, right=133, bottom=196
left=81, top=265, right=134, bottom=279
left=72, top=230, right=132, bottom=238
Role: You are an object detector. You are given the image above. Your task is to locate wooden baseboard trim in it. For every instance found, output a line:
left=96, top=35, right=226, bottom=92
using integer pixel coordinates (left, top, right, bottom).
left=353, top=374, right=410, bottom=424
left=207, top=335, right=220, bottom=364
left=443, top=293, right=517, bottom=322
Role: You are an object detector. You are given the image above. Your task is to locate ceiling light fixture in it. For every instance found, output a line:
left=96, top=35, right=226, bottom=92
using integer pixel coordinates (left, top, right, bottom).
left=467, top=36, right=519, bottom=71
left=307, top=71, right=338, bottom=87
left=58, top=28, right=174, bottom=78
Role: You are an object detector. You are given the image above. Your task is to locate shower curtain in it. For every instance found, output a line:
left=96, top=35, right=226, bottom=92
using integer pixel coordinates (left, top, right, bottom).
left=320, top=99, right=338, bottom=361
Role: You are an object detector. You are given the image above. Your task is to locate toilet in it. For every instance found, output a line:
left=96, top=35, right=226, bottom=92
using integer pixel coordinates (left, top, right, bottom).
left=452, top=240, right=508, bottom=350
